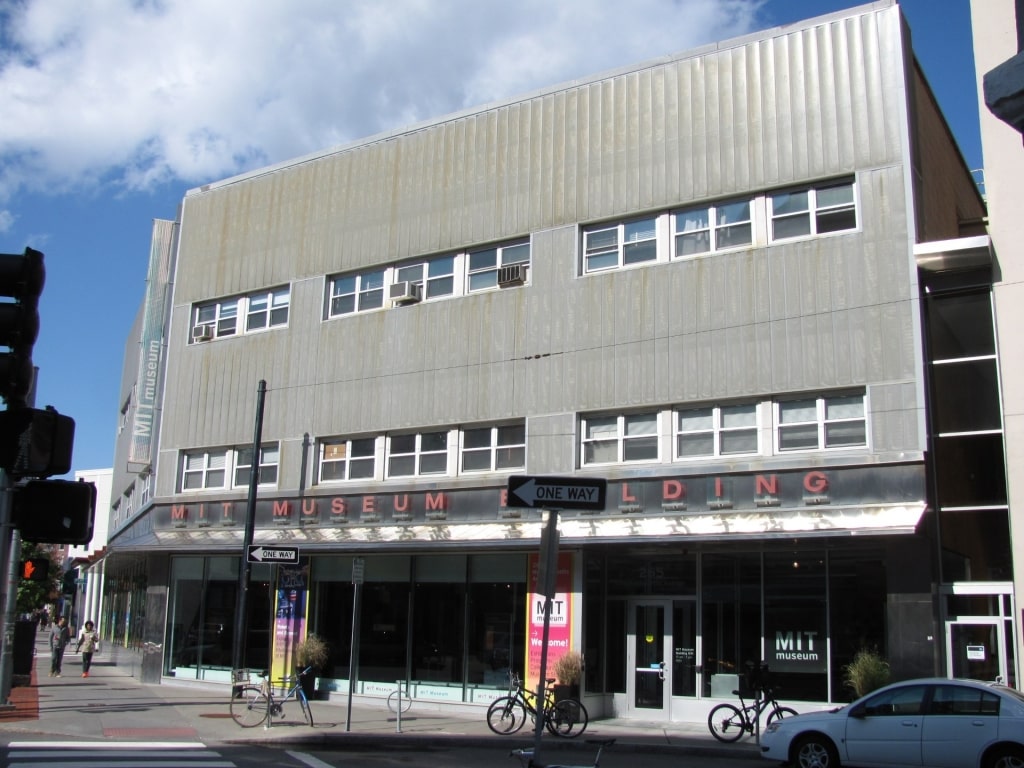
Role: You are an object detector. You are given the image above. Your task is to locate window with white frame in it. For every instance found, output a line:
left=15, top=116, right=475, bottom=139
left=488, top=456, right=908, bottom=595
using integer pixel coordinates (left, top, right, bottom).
left=193, top=286, right=290, bottom=342
left=319, top=437, right=378, bottom=482
left=581, top=412, right=659, bottom=465
left=673, top=198, right=753, bottom=257
left=467, top=241, right=531, bottom=292
left=234, top=442, right=280, bottom=486
left=461, top=422, right=526, bottom=472
left=181, top=449, right=228, bottom=490
left=776, top=393, right=866, bottom=451
left=387, top=431, right=449, bottom=477
left=583, top=217, right=658, bottom=272
left=396, top=255, right=456, bottom=300
left=328, top=269, right=385, bottom=317
left=770, top=179, right=856, bottom=241
left=675, top=403, right=759, bottom=458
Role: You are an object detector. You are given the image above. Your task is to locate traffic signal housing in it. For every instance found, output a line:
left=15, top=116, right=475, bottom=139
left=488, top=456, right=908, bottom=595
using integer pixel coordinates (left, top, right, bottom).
left=20, top=557, right=49, bottom=582
left=0, top=247, right=45, bottom=408
left=13, top=479, right=96, bottom=546
left=0, top=406, right=75, bottom=478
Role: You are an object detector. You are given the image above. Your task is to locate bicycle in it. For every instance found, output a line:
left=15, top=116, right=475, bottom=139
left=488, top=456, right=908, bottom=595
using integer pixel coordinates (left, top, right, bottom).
left=229, top=667, right=314, bottom=728
left=387, top=679, right=413, bottom=714
left=707, top=682, right=797, bottom=742
left=510, top=737, right=615, bottom=768
left=487, top=672, right=588, bottom=738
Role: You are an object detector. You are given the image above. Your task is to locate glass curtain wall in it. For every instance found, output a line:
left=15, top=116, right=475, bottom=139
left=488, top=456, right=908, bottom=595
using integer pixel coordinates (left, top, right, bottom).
left=101, top=556, right=148, bottom=651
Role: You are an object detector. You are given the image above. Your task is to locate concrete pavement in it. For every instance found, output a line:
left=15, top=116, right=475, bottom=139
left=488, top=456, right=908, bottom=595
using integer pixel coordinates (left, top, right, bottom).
left=0, top=634, right=761, bottom=761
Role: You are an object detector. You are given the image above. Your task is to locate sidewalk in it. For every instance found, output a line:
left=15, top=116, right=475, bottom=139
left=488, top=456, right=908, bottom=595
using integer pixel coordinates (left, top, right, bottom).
left=0, top=635, right=760, bottom=760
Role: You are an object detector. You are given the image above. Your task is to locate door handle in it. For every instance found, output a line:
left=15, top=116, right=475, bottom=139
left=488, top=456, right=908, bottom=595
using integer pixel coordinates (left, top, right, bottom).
left=658, top=661, right=666, bottom=681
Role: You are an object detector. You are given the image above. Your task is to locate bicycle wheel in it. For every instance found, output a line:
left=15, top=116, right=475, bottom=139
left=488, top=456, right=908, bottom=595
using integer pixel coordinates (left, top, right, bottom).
left=546, top=698, right=589, bottom=738
left=487, top=696, right=527, bottom=735
left=766, top=705, right=799, bottom=727
left=230, top=686, right=270, bottom=728
left=708, top=702, right=746, bottom=742
left=387, top=688, right=413, bottom=713
left=298, top=692, right=314, bottom=726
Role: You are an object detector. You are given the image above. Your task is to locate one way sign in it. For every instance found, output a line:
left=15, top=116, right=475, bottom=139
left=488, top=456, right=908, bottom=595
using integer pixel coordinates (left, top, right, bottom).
left=507, top=475, right=607, bottom=511
left=247, top=545, right=300, bottom=564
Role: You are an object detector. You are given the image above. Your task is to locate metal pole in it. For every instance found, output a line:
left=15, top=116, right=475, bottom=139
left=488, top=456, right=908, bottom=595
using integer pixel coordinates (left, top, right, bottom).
left=532, top=509, right=560, bottom=763
left=231, top=379, right=267, bottom=678
left=0, top=474, right=15, bottom=708
left=345, top=578, right=362, bottom=731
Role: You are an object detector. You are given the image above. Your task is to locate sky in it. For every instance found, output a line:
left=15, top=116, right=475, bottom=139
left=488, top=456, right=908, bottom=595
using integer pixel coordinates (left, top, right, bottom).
left=0, top=0, right=982, bottom=477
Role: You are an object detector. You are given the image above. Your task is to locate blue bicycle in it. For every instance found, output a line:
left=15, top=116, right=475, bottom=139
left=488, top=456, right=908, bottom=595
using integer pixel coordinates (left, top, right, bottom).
left=230, top=667, right=314, bottom=728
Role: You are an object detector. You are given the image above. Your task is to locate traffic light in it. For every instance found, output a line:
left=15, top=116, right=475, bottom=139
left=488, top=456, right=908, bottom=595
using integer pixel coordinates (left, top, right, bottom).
left=20, top=557, right=49, bottom=582
left=0, top=406, right=75, bottom=478
left=0, top=247, right=45, bottom=408
left=13, top=479, right=96, bottom=546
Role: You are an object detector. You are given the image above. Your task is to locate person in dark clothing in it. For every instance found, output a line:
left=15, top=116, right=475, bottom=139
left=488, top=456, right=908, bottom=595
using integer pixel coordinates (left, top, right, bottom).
left=49, top=617, right=70, bottom=677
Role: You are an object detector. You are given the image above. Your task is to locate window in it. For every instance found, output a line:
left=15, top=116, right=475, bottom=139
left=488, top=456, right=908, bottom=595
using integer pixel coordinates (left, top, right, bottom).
left=930, top=684, right=1000, bottom=716
left=246, top=288, right=290, bottom=331
left=467, top=241, right=531, bottom=292
left=182, top=450, right=228, bottom=490
left=192, top=286, right=290, bottom=342
left=319, top=437, right=377, bottom=482
left=396, top=255, right=456, bottom=299
left=234, top=442, right=280, bottom=487
left=770, top=179, right=856, bottom=241
left=675, top=403, right=758, bottom=458
left=583, top=217, right=658, bottom=272
left=674, top=199, right=753, bottom=257
left=859, top=684, right=927, bottom=716
left=328, top=270, right=385, bottom=317
left=461, top=423, right=526, bottom=472
left=581, top=412, right=659, bottom=465
left=777, top=393, right=866, bottom=451
left=387, top=431, right=449, bottom=477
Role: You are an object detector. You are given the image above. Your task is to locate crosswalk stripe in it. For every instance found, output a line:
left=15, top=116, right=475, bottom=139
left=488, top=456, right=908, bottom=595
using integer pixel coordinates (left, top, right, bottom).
left=4, top=741, right=233, bottom=768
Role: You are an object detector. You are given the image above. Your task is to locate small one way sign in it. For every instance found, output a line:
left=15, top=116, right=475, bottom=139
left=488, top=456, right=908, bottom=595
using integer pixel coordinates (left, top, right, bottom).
left=247, top=545, right=300, bottom=565
left=507, top=475, right=607, bottom=511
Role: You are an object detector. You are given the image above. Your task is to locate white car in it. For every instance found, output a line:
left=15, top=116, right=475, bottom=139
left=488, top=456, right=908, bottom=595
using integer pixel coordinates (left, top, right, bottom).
left=760, top=677, right=1024, bottom=768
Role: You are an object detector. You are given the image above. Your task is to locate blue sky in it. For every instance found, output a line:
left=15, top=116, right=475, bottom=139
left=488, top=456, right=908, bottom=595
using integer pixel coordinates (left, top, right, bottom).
left=0, top=0, right=980, bottom=476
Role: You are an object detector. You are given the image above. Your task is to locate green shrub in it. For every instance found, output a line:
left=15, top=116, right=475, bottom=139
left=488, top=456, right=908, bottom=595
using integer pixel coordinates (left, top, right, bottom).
left=844, top=648, right=890, bottom=698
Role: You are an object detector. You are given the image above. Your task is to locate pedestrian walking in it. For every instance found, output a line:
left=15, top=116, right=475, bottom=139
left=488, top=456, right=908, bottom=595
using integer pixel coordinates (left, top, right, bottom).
left=49, top=616, right=70, bottom=677
left=75, top=620, right=100, bottom=677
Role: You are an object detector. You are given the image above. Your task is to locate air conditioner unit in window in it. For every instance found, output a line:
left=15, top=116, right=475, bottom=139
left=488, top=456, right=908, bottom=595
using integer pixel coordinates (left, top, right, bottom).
left=389, top=281, right=422, bottom=304
left=192, top=324, right=214, bottom=341
left=497, top=264, right=528, bottom=286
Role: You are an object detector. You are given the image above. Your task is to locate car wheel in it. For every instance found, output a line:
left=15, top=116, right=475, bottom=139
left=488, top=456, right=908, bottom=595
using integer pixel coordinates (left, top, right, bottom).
left=793, top=734, right=840, bottom=768
left=987, top=746, right=1024, bottom=768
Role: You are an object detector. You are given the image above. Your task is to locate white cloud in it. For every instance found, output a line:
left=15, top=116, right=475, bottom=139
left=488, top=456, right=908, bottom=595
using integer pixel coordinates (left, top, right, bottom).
left=0, top=0, right=764, bottom=200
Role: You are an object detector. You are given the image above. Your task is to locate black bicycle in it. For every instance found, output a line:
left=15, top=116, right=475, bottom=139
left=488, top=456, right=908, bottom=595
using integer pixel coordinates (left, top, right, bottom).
left=487, top=672, right=588, bottom=738
left=707, top=682, right=798, bottom=742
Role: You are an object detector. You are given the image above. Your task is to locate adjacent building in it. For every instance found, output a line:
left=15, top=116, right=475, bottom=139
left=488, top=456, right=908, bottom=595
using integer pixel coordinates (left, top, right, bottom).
left=98, top=0, right=1001, bottom=723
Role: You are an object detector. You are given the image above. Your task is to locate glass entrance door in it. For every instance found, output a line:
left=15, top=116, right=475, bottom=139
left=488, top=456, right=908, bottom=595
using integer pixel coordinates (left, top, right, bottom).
left=947, top=620, right=1006, bottom=682
left=627, top=600, right=671, bottom=717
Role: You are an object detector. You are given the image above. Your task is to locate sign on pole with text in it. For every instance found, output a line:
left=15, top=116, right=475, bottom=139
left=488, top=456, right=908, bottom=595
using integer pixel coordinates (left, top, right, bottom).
left=507, top=475, right=607, bottom=511
left=247, top=545, right=300, bottom=565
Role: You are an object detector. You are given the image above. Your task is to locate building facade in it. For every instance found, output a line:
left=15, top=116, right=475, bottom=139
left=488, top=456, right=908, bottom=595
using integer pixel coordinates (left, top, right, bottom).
left=99, top=1, right=1003, bottom=723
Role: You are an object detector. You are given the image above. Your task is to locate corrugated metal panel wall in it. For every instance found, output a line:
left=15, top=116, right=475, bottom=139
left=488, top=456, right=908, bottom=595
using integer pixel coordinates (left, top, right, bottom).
left=157, top=4, right=923, bottom=494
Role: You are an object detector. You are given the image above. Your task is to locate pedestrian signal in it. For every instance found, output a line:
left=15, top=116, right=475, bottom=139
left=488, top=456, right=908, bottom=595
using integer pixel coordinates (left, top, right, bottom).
left=20, top=557, right=49, bottom=582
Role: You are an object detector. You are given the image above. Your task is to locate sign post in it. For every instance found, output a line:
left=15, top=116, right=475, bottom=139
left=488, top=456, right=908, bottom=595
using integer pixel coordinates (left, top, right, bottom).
left=532, top=509, right=560, bottom=761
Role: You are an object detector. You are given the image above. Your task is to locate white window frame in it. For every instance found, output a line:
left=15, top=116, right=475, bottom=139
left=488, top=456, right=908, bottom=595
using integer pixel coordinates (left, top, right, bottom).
left=233, top=442, right=280, bottom=487
left=460, top=422, right=526, bottom=473
left=775, top=393, right=867, bottom=452
left=675, top=403, right=760, bottom=459
left=581, top=412, right=660, bottom=466
left=396, top=255, right=457, bottom=300
left=318, top=436, right=379, bottom=482
left=192, top=286, right=290, bottom=342
left=673, top=198, right=754, bottom=258
left=327, top=269, right=386, bottom=318
left=467, top=240, right=531, bottom=292
left=770, top=178, right=857, bottom=242
left=386, top=431, right=450, bottom=478
left=181, top=449, right=229, bottom=490
left=582, top=216, right=659, bottom=273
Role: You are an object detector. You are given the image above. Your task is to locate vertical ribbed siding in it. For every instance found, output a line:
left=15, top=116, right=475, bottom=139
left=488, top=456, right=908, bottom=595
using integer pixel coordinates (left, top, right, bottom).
left=161, top=4, right=920, bottom=469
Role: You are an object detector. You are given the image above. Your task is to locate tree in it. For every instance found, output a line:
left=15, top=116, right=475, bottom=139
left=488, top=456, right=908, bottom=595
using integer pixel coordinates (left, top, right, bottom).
left=16, top=540, right=56, bottom=615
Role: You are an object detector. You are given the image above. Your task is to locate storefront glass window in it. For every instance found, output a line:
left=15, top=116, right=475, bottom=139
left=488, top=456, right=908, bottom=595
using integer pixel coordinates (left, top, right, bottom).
left=827, top=548, right=886, bottom=702
left=469, top=555, right=526, bottom=689
left=940, top=509, right=1013, bottom=582
left=701, top=552, right=761, bottom=697
left=764, top=550, right=827, bottom=701
left=413, top=556, right=466, bottom=685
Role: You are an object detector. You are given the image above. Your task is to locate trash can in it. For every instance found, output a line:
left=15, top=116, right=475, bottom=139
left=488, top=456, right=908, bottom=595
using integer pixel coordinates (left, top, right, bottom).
left=12, top=620, right=36, bottom=676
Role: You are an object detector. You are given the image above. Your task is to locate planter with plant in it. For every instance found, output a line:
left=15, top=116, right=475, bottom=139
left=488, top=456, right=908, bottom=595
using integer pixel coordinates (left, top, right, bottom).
left=844, top=648, right=890, bottom=698
left=552, top=649, right=584, bottom=701
left=294, top=633, right=330, bottom=699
